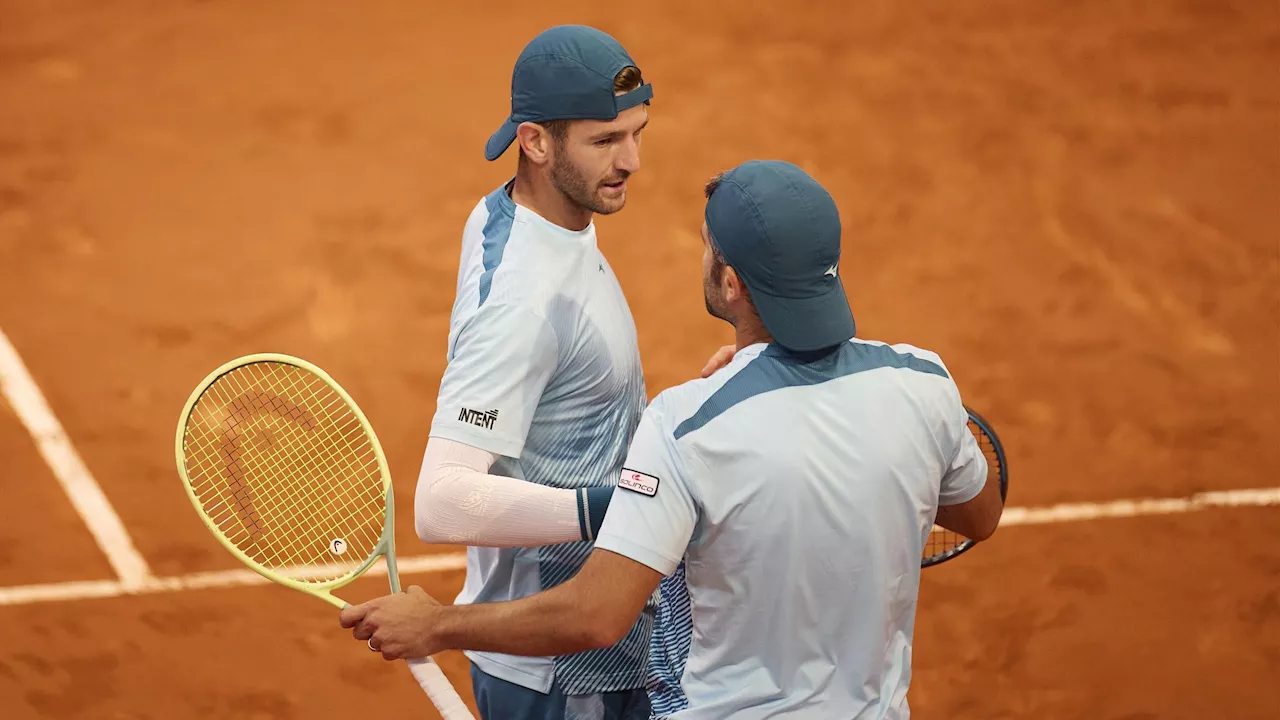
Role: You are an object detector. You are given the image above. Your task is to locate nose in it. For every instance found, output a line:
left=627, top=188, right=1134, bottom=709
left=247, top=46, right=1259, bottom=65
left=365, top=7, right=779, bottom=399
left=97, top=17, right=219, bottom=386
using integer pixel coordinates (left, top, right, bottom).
left=615, top=135, right=641, bottom=176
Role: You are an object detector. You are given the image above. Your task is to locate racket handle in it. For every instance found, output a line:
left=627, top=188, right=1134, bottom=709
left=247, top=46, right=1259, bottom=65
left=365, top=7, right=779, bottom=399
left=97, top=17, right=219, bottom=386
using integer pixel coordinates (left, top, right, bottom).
left=406, top=657, right=476, bottom=720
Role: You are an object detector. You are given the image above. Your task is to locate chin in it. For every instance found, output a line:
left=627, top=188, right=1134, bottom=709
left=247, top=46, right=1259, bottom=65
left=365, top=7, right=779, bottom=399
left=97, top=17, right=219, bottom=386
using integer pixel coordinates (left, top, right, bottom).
left=593, top=194, right=628, bottom=215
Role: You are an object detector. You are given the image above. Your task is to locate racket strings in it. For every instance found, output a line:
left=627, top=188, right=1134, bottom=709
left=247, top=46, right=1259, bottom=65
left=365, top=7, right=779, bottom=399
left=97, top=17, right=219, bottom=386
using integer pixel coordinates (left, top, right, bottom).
left=196, top=373, right=336, bottom=556
left=192, top=376, right=377, bottom=571
left=213, top=367, right=376, bottom=555
left=181, top=361, right=386, bottom=582
left=923, top=418, right=1004, bottom=563
left=196, top=370, right=381, bottom=572
left=215, top=365, right=384, bottom=569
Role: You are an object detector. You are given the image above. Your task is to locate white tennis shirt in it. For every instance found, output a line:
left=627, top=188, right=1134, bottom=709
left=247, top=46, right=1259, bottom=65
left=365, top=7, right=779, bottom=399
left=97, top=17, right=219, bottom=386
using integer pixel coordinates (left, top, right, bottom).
left=595, top=339, right=988, bottom=719
left=429, top=181, right=651, bottom=695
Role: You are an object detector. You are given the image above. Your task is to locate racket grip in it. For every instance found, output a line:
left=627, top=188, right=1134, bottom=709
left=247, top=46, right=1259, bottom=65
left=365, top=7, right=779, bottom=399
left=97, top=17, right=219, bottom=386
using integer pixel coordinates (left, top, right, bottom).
left=406, top=657, right=476, bottom=720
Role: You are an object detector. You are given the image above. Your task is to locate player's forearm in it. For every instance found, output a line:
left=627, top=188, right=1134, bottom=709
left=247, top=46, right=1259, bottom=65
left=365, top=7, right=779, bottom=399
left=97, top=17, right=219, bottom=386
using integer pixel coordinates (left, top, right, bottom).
left=434, top=584, right=611, bottom=656
left=935, top=473, right=1003, bottom=541
left=415, top=437, right=613, bottom=547
left=415, top=465, right=581, bottom=547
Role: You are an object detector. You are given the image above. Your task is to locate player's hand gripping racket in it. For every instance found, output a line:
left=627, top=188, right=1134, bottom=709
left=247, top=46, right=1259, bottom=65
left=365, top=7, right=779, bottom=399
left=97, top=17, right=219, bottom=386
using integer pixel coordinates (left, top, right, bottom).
left=175, top=353, right=475, bottom=720
left=922, top=406, right=1009, bottom=568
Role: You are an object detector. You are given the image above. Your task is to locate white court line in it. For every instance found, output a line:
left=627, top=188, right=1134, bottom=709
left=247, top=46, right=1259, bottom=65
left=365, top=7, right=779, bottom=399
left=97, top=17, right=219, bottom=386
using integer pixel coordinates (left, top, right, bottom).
left=0, top=328, right=152, bottom=588
left=1, top=487, right=1278, bottom=608
left=998, top=487, right=1280, bottom=526
left=0, top=553, right=468, bottom=606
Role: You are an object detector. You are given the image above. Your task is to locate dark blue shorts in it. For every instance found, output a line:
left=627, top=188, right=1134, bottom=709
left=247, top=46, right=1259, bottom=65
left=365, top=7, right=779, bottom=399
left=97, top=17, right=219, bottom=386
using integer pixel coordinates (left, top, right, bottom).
left=470, top=664, right=651, bottom=720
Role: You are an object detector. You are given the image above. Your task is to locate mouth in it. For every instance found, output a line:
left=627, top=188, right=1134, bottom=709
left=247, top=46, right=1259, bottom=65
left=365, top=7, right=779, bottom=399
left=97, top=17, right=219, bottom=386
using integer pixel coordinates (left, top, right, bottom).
left=601, top=178, right=627, bottom=193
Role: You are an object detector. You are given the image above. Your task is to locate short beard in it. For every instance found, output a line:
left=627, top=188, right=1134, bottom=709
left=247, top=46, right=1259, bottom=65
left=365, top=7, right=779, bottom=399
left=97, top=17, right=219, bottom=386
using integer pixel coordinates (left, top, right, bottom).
left=550, top=150, right=627, bottom=216
left=704, top=294, right=730, bottom=322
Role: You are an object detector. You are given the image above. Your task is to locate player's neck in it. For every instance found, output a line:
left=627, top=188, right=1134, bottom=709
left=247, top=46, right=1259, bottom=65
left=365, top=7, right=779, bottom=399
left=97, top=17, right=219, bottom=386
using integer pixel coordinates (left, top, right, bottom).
left=510, top=172, right=593, bottom=232
left=733, top=319, right=773, bottom=351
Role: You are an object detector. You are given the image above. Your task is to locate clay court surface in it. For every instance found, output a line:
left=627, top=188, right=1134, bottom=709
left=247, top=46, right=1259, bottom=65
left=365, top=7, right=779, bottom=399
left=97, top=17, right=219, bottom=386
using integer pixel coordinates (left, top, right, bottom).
left=1, top=0, right=1277, bottom=717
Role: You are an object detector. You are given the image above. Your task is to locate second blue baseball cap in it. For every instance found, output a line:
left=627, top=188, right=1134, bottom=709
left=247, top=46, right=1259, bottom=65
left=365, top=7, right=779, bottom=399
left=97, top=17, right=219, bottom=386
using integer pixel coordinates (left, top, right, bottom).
left=485, top=25, right=654, bottom=161
left=705, top=160, right=856, bottom=352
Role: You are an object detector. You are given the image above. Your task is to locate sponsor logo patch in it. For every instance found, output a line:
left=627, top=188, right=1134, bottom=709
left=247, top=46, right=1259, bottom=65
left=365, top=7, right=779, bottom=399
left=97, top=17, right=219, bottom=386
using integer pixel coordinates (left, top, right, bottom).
left=619, top=468, right=660, bottom=497
left=458, top=407, right=499, bottom=430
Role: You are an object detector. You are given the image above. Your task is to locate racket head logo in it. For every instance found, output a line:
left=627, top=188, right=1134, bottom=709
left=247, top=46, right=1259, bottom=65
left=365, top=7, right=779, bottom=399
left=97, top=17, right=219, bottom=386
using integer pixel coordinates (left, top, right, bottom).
left=177, top=353, right=395, bottom=591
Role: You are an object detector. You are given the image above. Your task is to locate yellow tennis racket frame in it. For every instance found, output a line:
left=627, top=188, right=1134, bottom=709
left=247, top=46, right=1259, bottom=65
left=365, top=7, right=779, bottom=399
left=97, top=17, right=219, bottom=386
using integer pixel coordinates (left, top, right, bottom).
left=175, top=352, right=474, bottom=719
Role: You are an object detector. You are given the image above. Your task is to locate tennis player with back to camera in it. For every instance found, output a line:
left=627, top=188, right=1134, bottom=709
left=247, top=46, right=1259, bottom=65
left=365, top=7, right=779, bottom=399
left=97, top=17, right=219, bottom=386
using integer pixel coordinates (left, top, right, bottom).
left=342, top=160, right=1004, bottom=718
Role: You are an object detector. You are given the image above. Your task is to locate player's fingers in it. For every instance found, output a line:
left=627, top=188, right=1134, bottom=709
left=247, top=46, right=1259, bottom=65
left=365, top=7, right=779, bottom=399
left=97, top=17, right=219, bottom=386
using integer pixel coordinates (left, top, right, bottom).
left=338, top=602, right=367, bottom=628
left=407, top=585, right=426, bottom=596
left=701, top=345, right=735, bottom=378
left=371, top=630, right=402, bottom=660
left=352, top=619, right=377, bottom=641
left=700, top=350, right=721, bottom=376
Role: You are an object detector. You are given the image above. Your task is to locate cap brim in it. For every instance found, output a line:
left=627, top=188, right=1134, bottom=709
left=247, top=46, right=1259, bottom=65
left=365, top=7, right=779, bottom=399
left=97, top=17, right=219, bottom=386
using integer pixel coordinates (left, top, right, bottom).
left=484, top=119, right=519, bottom=161
left=745, top=277, right=856, bottom=352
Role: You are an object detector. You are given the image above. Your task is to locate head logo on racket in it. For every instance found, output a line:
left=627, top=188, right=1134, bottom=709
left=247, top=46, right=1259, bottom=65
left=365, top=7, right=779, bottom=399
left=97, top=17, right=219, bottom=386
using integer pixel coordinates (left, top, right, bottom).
left=175, top=353, right=474, bottom=718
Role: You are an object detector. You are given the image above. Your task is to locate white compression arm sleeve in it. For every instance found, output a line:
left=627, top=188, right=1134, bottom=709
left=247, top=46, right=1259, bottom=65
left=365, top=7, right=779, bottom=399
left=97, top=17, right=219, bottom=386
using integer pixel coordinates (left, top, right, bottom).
left=414, top=436, right=585, bottom=547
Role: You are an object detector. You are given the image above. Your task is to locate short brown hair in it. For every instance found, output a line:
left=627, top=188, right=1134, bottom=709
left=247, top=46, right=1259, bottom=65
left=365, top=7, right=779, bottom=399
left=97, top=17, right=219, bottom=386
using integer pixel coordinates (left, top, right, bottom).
left=704, top=172, right=725, bottom=199
left=705, top=172, right=728, bottom=277
left=613, top=65, right=643, bottom=94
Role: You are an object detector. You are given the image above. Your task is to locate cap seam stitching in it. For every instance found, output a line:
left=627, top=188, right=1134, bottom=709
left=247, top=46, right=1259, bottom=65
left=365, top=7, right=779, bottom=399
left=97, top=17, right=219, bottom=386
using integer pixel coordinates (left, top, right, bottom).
left=718, top=177, right=775, bottom=286
left=512, top=52, right=619, bottom=83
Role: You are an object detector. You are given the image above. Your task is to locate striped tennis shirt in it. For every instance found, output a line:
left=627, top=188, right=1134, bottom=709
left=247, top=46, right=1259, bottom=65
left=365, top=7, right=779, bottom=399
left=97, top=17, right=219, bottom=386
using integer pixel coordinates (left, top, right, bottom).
left=429, top=181, right=653, bottom=695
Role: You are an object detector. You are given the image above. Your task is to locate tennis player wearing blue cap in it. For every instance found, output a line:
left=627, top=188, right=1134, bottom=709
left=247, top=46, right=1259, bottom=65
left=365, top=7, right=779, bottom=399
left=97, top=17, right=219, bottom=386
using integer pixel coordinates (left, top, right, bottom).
left=357, top=24, right=655, bottom=720
left=344, top=160, right=1003, bottom=718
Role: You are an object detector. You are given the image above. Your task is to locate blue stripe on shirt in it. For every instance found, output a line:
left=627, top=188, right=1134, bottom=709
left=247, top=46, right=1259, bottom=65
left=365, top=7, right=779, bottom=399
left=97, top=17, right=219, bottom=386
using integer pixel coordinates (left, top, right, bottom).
left=674, top=342, right=949, bottom=440
left=477, top=185, right=516, bottom=307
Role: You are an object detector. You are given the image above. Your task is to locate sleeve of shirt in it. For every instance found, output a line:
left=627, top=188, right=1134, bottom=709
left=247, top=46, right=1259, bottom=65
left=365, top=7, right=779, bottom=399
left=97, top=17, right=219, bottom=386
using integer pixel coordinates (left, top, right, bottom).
left=414, top=436, right=585, bottom=547
left=593, top=396, right=697, bottom=577
left=428, top=302, right=559, bottom=459
left=940, top=401, right=989, bottom=506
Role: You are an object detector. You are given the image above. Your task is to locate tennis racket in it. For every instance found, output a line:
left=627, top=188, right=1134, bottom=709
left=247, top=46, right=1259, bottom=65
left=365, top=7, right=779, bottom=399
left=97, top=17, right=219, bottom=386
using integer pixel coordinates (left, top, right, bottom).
left=175, top=353, right=475, bottom=720
left=922, top=406, right=1009, bottom=568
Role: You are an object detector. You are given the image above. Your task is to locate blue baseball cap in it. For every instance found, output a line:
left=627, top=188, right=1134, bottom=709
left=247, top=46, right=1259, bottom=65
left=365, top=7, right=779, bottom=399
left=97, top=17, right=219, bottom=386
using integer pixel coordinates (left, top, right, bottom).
left=705, top=160, right=856, bottom=352
left=485, top=25, right=653, bottom=161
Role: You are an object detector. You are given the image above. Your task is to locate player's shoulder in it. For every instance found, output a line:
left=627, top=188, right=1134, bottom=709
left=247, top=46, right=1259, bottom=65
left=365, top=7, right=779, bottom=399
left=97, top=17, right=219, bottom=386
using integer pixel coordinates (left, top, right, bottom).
left=461, top=184, right=515, bottom=239
left=848, top=337, right=952, bottom=377
left=643, top=348, right=762, bottom=434
left=456, top=185, right=578, bottom=312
